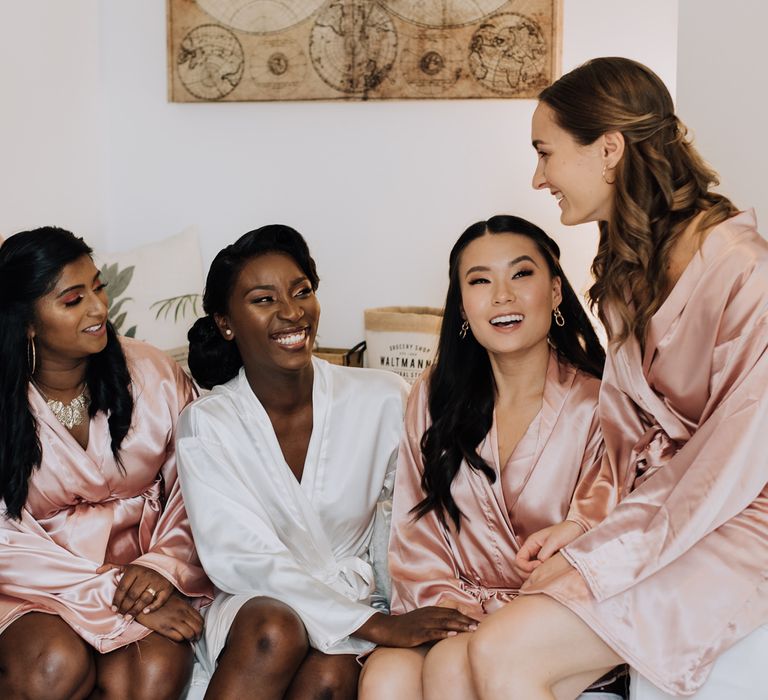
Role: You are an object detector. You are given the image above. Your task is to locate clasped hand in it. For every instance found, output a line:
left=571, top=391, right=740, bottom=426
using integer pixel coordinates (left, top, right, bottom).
left=512, top=520, right=584, bottom=583
left=97, top=562, right=202, bottom=642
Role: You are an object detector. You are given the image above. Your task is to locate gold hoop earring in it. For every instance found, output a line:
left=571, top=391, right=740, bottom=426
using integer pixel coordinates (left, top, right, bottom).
left=601, top=163, right=615, bottom=185
left=459, top=320, right=469, bottom=339
left=28, top=337, right=36, bottom=375
left=553, top=307, right=565, bottom=327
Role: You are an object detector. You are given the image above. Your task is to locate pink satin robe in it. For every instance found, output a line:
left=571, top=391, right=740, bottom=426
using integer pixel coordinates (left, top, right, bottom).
left=524, top=210, right=768, bottom=695
left=389, top=352, right=614, bottom=619
left=0, top=338, right=212, bottom=652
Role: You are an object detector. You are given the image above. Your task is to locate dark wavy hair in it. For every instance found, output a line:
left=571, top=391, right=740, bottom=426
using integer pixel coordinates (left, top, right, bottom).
left=413, top=215, right=605, bottom=530
left=0, top=227, right=133, bottom=519
left=188, top=224, right=320, bottom=389
left=539, top=57, right=737, bottom=345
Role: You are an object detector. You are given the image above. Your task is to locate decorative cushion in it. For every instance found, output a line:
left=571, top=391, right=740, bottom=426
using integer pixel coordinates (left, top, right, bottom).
left=94, top=226, right=204, bottom=353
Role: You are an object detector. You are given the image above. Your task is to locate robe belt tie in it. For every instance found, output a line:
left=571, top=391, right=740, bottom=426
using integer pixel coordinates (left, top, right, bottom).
left=139, top=476, right=165, bottom=511
left=319, top=556, right=374, bottom=601
left=459, top=579, right=520, bottom=614
left=138, top=476, right=165, bottom=550
left=633, top=425, right=681, bottom=488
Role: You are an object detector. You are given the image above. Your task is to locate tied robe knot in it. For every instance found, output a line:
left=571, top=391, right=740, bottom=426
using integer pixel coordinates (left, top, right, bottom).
left=632, top=424, right=682, bottom=490
left=459, top=578, right=520, bottom=614
left=138, top=475, right=165, bottom=549
left=319, top=555, right=374, bottom=602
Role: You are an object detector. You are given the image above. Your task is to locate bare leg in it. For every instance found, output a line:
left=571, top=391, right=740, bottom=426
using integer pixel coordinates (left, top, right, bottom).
left=205, top=597, right=309, bottom=700
left=91, top=631, right=193, bottom=700
left=284, top=649, right=360, bottom=700
left=0, top=612, right=95, bottom=700
left=423, top=633, right=478, bottom=700
left=359, top=646, right=427, bottom=700
left=467, top=595, right=622, bottom=700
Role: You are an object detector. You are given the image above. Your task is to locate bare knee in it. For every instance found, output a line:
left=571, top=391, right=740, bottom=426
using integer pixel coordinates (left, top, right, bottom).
left=0, top=620, right=94, bottom=700
left=227, top=597, right=309, bottom=671
left=359, top=648, right=424, bottom=700
left=133, top=641, right=193, bottom=700
left=313, top=662, right=358, bottom=700
left=95, top=635, right=193, bottom=700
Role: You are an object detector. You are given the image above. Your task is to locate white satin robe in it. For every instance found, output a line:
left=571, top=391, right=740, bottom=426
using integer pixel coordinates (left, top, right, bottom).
left=525, top=210, right=768, bottom=696
left=389, top=352, right=614, bottom=619
left=177, top=358, right=409, bottom=656
left=0, top=338, right=212, bottom=652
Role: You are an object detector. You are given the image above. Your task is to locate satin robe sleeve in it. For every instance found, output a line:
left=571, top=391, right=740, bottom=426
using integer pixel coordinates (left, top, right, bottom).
left=563, top=316, right=768, bottom=602
left=0, top=507, right=136, bottom=649
left=565, top=399, right=614, bottom=533
left=131, top=361, right=209, bottom=598
left=177, top=434, right=379, bottom=653
left=388, top=376, right=485, bottom=618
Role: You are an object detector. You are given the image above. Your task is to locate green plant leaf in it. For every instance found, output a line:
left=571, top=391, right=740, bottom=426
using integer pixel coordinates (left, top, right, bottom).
left=150, top=294, right=202, bottom=322
left=108, top=296, right=133, bottom=319
left=110, top=265, right=135, bottom=298
left=113, top=312, right=127, bottom=331
left=125, top=325, right=137, bottom=338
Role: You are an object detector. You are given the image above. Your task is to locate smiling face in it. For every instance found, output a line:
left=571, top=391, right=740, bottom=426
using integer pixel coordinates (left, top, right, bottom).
left=216, top=252, right=320, bottom=376
left=459, top=232, right=561, bottom=360
left=30, top=255, right=109, bottom=370
left=531, top=102, right=615, bottom=225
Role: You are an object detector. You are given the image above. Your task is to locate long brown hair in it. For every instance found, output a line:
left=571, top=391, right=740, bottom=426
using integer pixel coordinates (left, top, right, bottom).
left=539, top=57, right=738, bottom=345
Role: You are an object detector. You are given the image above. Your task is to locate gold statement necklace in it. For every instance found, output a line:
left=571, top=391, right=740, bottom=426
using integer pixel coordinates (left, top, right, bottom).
left=37, top=383, right=91, bottom=430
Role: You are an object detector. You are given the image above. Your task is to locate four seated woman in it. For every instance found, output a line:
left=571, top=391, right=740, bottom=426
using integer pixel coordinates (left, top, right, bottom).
left=175, top=225, right=477, bottom=700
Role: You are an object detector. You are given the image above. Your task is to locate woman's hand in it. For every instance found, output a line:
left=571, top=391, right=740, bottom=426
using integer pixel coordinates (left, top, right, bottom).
left=513, top=520, right=584, bottom=581
left=135, top=593, right=204, bottom=643
left=355, top=607, right=479, bottom=648
left=107, top=563, right=176, bottom=618
left=520, top=552, right=575, bottom=591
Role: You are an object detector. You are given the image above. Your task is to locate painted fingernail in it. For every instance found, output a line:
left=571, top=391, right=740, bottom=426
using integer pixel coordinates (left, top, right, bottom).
left=143, top=607, right=150, bottom=614
left=124, top=614, right=133, bottom=621
left=111, top=605, right=117, bottom=612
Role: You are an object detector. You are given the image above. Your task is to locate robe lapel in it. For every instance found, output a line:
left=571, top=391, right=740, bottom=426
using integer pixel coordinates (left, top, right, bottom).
left=233, top=364, right=340, bottom=570
left=500, top=351, right=572, bottom=512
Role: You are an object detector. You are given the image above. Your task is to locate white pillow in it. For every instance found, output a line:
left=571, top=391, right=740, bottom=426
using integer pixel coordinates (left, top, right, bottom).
left=94, top=226, right=204, bottom=353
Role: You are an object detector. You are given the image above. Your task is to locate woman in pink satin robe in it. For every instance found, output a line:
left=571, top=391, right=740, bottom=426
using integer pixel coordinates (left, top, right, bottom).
left=359, top=215, right=615, bottom=700
left=464, top=58, right=768, bottom=699
left=0, top=227, right=212, bottom=700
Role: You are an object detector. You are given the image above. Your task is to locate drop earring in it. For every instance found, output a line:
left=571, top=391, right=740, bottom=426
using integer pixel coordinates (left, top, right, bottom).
left=553, top=307, right=565, bottom=327
left=27, top=337, right=36, bottom=375
left=459, top=321, right=469, bottom=339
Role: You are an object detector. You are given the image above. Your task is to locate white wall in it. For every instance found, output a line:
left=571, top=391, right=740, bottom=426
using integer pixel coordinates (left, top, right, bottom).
left=0, top=0, right=108, bottom=246
left=677, top=0, right=767, bottom=228
left=97, top=0, right=678, bottom=346
left=2, top=0, right=679, bottom=345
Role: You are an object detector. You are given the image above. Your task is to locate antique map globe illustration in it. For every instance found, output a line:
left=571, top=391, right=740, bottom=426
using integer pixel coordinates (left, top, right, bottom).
left=168, top=0, right=559, bottom=101
left=381, top=0, right=508, bottom=28
left=196, top=0, right=326, bottom=33
left=177, top=24, right=245, bottom=100
left=468, top=12, right=547, bottom=95
left=309, top=1, right=398, bottom=94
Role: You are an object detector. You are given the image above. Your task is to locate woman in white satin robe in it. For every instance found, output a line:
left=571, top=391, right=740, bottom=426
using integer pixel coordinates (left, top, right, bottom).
left=177, top=225, right=477, bottom=700
left=359, top=215, right=617, bottom=700
left=464, top=57, right=768, bottom=700
left=0, top=228, right=211, bottom=700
